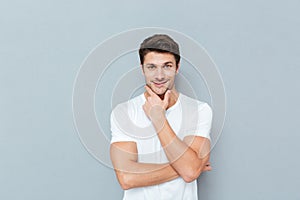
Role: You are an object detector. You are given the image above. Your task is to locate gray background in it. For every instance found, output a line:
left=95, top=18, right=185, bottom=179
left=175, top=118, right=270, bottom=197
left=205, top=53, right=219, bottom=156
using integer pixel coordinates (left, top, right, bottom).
left=1, top=0, right=299, bottom=199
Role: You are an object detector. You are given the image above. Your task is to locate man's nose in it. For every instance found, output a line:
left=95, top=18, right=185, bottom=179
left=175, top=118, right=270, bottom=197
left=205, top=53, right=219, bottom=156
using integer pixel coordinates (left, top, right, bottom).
left=155, top=67, right=165, bottom=80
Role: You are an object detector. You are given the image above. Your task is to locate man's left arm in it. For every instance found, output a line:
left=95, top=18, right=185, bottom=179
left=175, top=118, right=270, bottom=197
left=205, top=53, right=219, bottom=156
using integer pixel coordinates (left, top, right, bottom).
left=155, top=120, right=211, bottom=183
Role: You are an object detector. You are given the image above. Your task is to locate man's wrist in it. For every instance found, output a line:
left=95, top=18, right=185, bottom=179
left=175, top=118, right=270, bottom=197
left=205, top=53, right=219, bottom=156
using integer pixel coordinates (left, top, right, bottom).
left=151, top=112, right=167, bottom=132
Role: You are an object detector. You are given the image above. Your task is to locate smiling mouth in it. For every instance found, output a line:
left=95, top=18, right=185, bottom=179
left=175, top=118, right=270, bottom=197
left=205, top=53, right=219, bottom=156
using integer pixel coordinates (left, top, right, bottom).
left=153, top=81, right=168, bottom=87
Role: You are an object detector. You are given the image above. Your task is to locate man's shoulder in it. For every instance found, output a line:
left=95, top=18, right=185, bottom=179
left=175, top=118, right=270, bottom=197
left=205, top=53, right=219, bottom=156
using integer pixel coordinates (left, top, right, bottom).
left=179, top=93, right=211, bottom=111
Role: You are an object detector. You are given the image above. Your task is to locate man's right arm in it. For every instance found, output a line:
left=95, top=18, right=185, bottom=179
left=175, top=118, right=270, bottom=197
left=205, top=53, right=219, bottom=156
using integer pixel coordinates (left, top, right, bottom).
left=110, top=141, right=179, bottom=190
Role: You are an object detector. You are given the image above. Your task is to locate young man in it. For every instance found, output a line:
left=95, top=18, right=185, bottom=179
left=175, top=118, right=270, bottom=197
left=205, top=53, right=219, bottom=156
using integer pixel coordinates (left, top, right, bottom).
left=110, top=34, right=213, bottom=200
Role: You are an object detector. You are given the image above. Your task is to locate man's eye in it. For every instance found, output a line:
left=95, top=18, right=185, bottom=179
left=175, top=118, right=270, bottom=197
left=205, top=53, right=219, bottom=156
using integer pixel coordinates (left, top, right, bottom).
left=164, top=65, right=172, bottom=69
left=147, top=66, right=156, bottom=69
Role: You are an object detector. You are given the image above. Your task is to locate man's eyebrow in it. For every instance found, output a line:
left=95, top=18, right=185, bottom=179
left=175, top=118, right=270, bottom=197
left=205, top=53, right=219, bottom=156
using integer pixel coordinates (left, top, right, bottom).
left=163, top=61, right=173, bottom=65
left=145, top=61, right=174, bottom=66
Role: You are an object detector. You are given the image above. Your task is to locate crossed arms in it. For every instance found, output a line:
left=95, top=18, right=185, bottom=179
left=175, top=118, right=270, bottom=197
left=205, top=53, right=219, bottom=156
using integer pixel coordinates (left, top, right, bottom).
left=110, top=87, right=212, bottom=190
left=111, top=135, right=211, bottom=190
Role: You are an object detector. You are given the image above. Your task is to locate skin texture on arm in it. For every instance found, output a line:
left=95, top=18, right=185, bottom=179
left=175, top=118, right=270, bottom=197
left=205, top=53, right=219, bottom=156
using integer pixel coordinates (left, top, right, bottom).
left=110, top=141, right=179, bottom=190
left=156, top=122, right=211, bottom=183
left=110, top=140, right=212, bottom=190
left=143, top=86, right=212, bottom=183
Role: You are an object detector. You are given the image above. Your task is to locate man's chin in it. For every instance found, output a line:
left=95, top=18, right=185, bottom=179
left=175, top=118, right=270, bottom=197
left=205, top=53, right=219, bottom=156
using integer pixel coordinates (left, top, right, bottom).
left=153, top=89, right=168, bottom=99
left=147, top=84, right=168, bottom=96
left=152, top=87, right=167, bottom=95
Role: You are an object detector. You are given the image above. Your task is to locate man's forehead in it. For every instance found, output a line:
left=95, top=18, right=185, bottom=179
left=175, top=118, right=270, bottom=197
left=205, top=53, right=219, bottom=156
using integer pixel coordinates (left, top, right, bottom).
left=144, top=52, right=176, bottom=64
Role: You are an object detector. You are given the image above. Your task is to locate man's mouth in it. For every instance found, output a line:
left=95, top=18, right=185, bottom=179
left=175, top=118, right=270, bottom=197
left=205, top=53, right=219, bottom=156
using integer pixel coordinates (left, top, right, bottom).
left=152, top=81, right=168, bottom=88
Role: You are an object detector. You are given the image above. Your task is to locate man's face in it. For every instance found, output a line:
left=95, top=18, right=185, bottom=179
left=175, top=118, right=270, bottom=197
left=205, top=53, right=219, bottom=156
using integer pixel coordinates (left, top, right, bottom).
left=142, top=52, right=179, bottom=96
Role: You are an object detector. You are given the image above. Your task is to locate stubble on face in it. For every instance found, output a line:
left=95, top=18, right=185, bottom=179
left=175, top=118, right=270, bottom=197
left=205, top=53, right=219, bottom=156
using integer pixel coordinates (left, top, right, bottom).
left=142, top=52, right=178, bottom=100
left=145, top=83, right=168, bottom=100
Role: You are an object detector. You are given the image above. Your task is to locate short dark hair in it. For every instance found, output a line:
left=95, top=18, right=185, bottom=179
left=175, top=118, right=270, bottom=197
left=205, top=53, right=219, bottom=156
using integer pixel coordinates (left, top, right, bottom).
left=139, top=34, right=180, bottom=67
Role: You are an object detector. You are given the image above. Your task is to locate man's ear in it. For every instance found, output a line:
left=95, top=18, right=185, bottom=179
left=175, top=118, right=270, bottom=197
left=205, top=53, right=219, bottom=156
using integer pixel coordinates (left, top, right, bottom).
left=176, top=62, right=180, bottom=74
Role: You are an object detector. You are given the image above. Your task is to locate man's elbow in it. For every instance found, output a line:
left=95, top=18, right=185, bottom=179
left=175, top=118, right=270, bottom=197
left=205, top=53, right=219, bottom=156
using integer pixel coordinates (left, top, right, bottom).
left=117, top=172, right=132, bottom=190
left=181, top=168, right=202, bottom=183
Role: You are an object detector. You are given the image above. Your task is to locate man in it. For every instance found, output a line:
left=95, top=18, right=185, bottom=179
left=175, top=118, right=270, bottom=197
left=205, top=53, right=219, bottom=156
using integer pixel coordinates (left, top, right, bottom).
left=110, top=34, right=213, bottom=200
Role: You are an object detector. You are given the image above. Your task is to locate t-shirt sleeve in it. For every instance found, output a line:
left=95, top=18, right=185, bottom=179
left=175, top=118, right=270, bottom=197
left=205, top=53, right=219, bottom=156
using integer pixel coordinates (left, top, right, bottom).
left=187, top=103, right=213, bottom=140
left=110, top=109, right=137, bottom=144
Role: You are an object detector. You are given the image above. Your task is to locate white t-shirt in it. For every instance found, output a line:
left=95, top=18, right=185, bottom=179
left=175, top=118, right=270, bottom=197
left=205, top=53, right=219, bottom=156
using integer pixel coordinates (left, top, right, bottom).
left=110, top=93, right=213, bottom=200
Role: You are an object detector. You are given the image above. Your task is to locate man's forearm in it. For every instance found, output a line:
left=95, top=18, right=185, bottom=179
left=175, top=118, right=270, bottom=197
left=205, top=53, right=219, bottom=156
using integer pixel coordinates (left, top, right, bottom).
left=110, top=142, right=179, bottom=190
left=116, top=161, right=179, bottom=190
left=152, top=118, right=208, bottom=182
